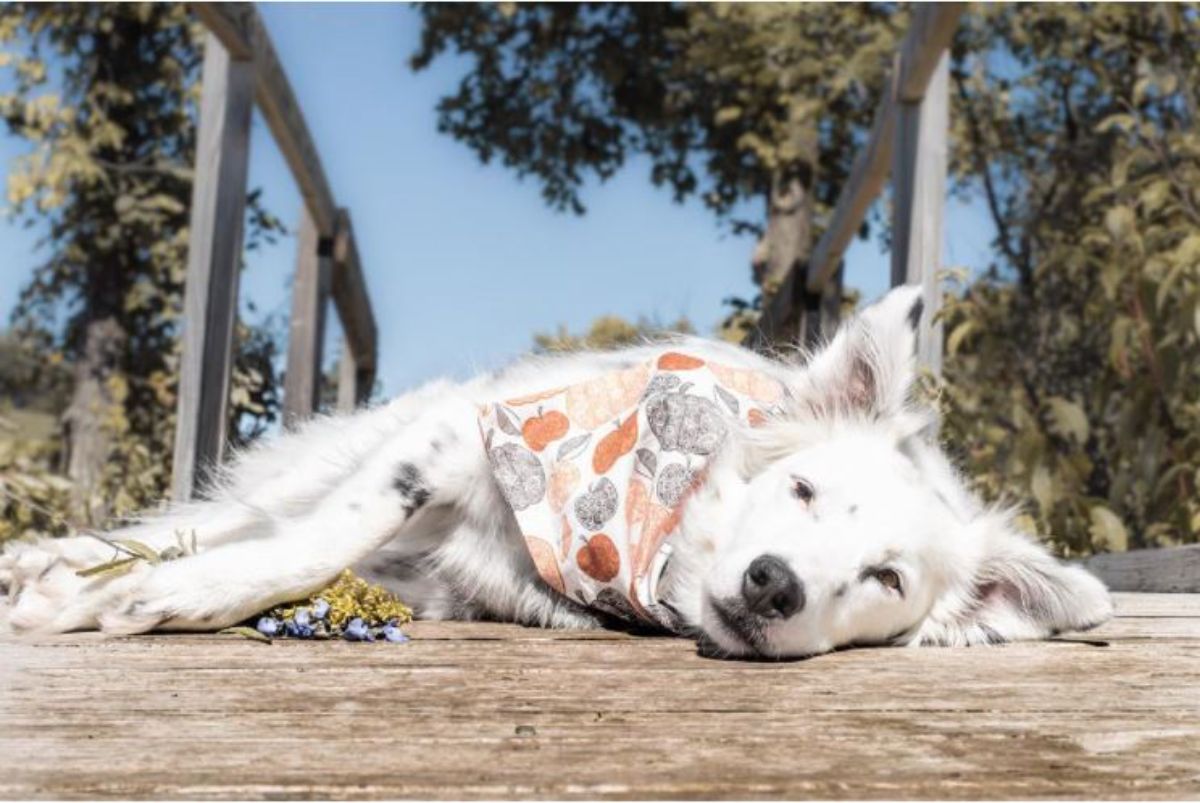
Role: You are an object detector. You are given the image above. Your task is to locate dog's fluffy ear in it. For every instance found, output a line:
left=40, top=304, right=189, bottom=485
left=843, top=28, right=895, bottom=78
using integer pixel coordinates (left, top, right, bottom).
left=795, top=284, right=924, bottom=418
left=916, top=513, right=1114, bottom=646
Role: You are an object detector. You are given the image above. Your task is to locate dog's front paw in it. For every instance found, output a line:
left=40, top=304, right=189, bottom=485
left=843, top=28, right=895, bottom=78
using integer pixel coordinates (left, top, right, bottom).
left=0, top=536, right=133, bottom=634
left=97, top=556, right=262, bottom=634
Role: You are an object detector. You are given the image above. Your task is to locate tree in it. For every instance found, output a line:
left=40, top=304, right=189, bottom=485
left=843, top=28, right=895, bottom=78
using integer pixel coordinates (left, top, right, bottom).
left=412, top=3, right=900, bottom=337
left=941, top=4, right=1200, bottom=552
left=0, top=4, right=283, bottom=529
left=534, top=314, right=693, bottom=353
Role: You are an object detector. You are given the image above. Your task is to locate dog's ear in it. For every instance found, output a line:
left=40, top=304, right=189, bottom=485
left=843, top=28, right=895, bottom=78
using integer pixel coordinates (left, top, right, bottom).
left=795, top=284, right=924, bottom=418
left=916, top=513, right=1114, bottom=646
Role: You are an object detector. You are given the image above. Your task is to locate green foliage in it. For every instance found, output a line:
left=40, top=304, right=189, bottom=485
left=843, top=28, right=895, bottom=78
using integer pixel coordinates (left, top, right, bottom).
left=941, top=4, right=1200, bottom=554
left=0, top=3, right=285, bottom=536
left=0, top=412, right=72, bottom=543
left=533, top=314, right=694, bottom=353
left=413, top=3, right=897, bottom=234
left=266, top=569, right=413, bottom=631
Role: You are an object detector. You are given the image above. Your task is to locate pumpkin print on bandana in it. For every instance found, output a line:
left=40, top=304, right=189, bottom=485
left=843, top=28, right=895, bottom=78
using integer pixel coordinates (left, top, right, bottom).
left=480, top=353, right=786, bottom=632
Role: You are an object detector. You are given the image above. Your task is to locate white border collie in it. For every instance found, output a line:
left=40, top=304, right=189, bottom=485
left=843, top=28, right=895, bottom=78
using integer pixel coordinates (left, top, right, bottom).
left=0, top=286, right=1112, bottom=658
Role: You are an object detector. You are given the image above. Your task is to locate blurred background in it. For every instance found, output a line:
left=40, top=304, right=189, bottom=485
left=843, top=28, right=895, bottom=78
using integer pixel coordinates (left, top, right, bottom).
left=0, top=3, right=1196, bottom=559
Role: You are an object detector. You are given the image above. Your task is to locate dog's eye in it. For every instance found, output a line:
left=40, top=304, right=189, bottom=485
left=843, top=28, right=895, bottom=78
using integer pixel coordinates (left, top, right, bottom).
left=791, top=477, right=815, bottom=504
left=872, top=568, right=903, bottom=594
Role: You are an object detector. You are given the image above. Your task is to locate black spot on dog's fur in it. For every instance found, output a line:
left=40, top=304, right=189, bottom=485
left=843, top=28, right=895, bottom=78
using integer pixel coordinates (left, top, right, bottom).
left=906, top=296, right=924, bottom=332
left=392, top=462, right=431, bottom=516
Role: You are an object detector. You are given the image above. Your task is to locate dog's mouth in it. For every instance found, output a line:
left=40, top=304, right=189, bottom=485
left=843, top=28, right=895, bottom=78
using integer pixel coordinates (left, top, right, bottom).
left=703, top=596, right=768, bottom=657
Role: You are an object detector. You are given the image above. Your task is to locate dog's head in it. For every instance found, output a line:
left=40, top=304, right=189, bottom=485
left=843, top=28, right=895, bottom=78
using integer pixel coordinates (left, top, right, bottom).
left=697, top=286, right=1113, bottom=659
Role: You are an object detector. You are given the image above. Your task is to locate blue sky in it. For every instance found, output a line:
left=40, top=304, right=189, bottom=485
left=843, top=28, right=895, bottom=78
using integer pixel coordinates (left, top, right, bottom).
left=0, top=4, right=996, bottom=400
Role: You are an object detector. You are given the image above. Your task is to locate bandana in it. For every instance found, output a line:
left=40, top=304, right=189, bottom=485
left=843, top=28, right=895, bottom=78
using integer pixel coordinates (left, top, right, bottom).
left=480, top=351, right=786, bottom=632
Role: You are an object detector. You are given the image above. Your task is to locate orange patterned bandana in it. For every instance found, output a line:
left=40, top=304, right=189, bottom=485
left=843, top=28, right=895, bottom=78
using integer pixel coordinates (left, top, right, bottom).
left=481, top=352, right=786, bottom=631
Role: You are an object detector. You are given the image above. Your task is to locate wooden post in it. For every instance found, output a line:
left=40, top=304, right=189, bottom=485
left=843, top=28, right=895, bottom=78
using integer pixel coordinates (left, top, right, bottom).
left=282, top=207, right=333, bottom=428
left=330, top=208, right=377, bottom=408
left=890, top=52, right=949, bottom=375
left=171, top=33, right=254, bottom=502
left=336, top=338, right=358, bottom=413
left=819, top=267, right=845, bottom=338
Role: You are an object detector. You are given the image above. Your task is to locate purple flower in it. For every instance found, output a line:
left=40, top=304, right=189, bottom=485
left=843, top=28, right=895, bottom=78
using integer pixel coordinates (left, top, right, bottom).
left=343, top=617, right=368, bottom=641
left=381, top=624, right=409, bottom=644
left=312, top=599, right=330, bottom=620
left=294, top=608, right=312, bottom=628
left=256, top=617, right=280, bottom=637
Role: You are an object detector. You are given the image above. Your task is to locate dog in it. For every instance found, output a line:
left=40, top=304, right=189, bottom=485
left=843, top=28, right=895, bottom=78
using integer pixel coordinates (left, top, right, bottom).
left=0, top=286, right=1113, bottom=658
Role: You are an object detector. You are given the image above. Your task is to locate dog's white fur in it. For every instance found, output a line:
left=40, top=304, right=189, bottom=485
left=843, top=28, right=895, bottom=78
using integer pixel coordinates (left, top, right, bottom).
left=0, top=286, right=1113, bottom=658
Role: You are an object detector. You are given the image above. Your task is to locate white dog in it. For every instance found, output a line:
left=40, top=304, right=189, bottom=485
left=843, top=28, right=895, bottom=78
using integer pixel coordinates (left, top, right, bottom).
left=0, top=286, right=1112, bottom=658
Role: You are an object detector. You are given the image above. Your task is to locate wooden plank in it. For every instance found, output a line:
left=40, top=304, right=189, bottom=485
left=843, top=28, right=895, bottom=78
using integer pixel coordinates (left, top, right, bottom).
left=282, top=208, right=332, bottom=427
left=801, top=72, right=898, bottom=297
left=193, top=3, right=337, bottom=233
left=1084, top=545, right=1200, bottom=593
left=170, top=34, right=254, bottom=502
left=1, top=594, right=1197, bottom=799
left=890, top=53, right=949, bottom=375
left=896, top=3, right=968, bottom=101
left=331, top=209, right=378, bottom=402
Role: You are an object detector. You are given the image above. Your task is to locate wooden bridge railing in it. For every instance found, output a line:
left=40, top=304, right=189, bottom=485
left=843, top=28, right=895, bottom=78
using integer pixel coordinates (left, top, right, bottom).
left=749, top=2, right=965, bottom=373
left=171, top=2, right=378, bottom=501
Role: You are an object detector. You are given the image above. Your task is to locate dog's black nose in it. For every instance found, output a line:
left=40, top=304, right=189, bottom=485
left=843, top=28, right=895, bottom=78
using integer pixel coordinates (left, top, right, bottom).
left=742, top=555, right=804, bottom=619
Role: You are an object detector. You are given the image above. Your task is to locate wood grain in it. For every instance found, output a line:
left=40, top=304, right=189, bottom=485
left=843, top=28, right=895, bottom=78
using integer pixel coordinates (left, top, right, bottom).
left=2, top=594, right=1197, bottom=800
left=170, top=33, right=254, bottom=501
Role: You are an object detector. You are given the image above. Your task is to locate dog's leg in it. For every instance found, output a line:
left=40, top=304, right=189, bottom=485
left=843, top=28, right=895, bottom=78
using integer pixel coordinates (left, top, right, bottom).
left=88, top=396, right=486, bottom=634
left=0, top=383, right=458, bottom=634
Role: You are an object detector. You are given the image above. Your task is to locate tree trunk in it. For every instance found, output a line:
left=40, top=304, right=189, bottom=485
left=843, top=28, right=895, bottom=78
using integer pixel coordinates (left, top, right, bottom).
left=61, top=317, right=125, bottom=525
left=752, top=124, right=822, bottom=347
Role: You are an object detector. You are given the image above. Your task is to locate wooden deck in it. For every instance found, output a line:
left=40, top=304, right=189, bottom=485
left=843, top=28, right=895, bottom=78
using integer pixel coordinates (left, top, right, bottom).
left=2, top=593, right=1198, bottom=800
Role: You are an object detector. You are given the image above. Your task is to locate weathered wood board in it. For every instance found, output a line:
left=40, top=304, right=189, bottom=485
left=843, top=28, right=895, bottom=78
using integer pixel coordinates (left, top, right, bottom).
left=170, top=32, right=254, bottom=502
left=1084, top=544, right=1200, bottom=593
left=1, top=593, right=1198, bottom=800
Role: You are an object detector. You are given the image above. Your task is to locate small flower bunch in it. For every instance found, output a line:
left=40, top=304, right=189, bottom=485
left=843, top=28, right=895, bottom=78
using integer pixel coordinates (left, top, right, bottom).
left=228, top=570, right=413, bottom=644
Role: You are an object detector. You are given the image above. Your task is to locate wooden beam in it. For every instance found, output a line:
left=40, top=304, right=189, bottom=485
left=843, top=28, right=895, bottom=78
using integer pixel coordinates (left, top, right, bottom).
left=897, top=3, right=968, bottom=102
left=802, top=72, right=898, bottom=295
left=335, top=338, right=359, bottom=413
left=1083, top=545, right=1200, bottom=593
left=282, top=208, right=333, bottom=428
left=191, top=2, right=254, bottom=61
left=891, top=53, right=949, bottom=375
left=330, top=208, right=377, bottom=395
left=751, top=3, right=964, bottom=346
left=171, top=34, right=254, bottom=502
left=192, top=3, right=337, bottom=234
